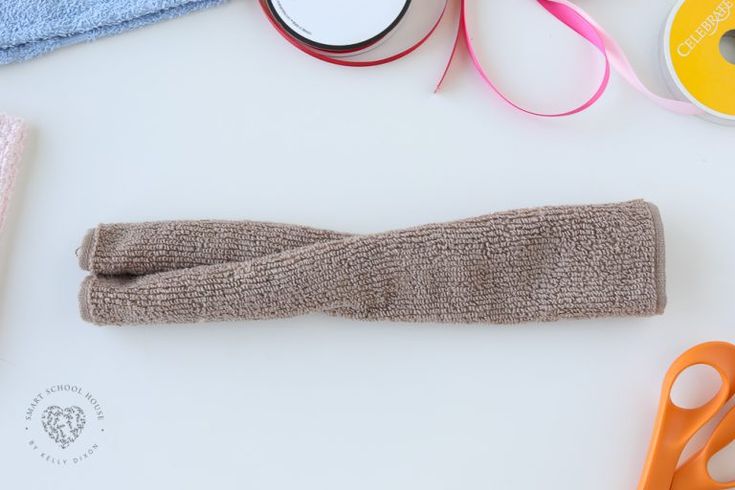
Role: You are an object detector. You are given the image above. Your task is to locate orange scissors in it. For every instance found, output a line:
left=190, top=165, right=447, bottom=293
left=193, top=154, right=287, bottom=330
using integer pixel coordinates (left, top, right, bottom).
left=638, top=341, right=735, bottom=490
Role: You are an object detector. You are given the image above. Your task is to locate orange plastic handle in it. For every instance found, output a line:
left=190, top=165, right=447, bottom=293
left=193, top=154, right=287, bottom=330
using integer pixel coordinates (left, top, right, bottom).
left=637, top=342, right=735, bottom=490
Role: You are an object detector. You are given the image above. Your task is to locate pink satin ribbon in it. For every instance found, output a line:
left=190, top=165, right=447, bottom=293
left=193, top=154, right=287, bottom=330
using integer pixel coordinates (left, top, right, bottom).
left=260, top=0, right=702, bottom=117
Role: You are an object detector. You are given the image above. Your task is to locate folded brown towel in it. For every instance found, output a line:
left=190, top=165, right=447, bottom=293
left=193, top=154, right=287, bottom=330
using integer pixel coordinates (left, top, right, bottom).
left=78, top=200, right=666, bottom=326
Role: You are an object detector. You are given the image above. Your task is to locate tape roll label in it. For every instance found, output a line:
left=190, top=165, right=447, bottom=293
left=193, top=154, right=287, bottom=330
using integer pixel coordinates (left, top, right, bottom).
left=666, top=0, right=735, bottom=119
left=675, top=0, right=733, bottom=57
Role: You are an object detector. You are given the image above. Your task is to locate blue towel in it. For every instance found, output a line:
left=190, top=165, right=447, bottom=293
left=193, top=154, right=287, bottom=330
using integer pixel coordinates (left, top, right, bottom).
left=0, top=0, right=226, bottom=64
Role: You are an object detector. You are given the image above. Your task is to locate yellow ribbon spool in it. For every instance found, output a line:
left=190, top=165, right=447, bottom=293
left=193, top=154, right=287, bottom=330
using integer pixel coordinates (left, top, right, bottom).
left=664, top=0, right=735, bottom=121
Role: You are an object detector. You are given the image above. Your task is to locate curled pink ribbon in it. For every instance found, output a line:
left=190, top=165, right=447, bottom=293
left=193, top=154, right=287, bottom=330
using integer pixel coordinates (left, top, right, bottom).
left=261, top=0, right=702, bottom=117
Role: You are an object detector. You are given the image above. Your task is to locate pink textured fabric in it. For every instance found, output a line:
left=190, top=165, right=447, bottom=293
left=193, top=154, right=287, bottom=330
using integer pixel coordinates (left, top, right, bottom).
left=0, top=114, right=27, bottom=236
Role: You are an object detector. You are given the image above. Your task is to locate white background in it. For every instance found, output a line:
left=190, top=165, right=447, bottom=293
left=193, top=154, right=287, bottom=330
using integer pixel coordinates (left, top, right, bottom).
left=1, top=0, right=734, bottom=489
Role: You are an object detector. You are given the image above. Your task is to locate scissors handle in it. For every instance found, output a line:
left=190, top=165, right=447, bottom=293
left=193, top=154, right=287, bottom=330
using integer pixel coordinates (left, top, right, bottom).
left=637, top=342, right=735, bottom=490
left=671, top=403, right=735, bottom=490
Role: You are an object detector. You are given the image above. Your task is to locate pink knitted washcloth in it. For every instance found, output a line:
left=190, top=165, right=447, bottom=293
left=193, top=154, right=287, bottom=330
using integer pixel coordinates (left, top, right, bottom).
left=0, top=114, right=27, bottom=236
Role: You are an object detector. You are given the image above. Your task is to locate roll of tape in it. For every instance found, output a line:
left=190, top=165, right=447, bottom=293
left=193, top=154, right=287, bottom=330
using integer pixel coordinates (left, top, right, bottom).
left=266, top=0, right=411, bottom=53
left=664, top=0, right=735, bottom=122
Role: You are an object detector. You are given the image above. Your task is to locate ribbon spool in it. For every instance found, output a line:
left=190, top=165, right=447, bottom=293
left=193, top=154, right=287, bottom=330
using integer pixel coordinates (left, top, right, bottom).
left=664, top=0, right=735, bottom=123
left=260, top=0, right=448, bottom=65
left=265, top=0, right=411, bottom=53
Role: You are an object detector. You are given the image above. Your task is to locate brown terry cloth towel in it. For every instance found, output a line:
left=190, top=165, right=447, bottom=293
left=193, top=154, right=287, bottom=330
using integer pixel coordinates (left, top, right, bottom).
left=77, top=200, right=666, bottom=326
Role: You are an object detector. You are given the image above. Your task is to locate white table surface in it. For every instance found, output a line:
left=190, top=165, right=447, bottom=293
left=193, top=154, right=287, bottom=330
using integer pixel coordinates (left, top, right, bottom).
left=1, top=1, right=734, bottom=489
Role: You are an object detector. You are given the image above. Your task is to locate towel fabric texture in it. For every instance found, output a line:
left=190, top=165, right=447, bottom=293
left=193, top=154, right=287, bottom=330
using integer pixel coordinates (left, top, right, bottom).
left=78, top=200, right=666, bottom=326
left=0, top=114, right=27, bottom=236
left=0, top=0, right=225, bottom=64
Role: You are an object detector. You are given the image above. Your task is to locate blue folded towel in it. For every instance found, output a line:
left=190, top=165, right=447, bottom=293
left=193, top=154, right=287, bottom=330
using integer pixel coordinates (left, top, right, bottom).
left=0, top=0, right=226, bottom=64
